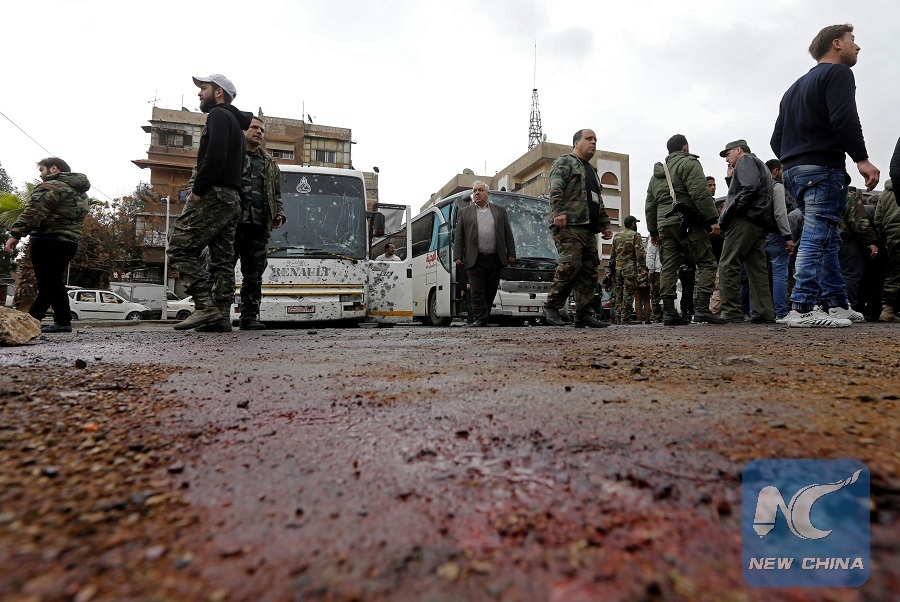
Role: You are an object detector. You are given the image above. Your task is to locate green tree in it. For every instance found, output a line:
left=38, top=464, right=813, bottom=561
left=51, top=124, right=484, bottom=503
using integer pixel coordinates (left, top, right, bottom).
left=68, top=182, right=158, bottom=288
left=0, top=181, right=38, bottom=309
left=0, top=161, right=18, bottom=277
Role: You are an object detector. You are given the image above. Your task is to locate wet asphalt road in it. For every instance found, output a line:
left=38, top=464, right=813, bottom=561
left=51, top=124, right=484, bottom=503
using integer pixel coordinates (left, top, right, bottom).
left=1, top=321, right=898, bottom=601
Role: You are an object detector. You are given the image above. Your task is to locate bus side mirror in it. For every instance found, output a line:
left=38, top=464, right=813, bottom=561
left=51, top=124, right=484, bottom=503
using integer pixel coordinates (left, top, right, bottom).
left=369, top=212, right=386, bottom=238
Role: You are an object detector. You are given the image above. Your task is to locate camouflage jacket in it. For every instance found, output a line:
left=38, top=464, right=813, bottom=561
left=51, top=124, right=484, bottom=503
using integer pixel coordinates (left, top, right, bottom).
left=874, top=179, right=900, bottom=249
left=9, top=172, right=91, bottom=243
left=840, top=188, right=877, bottom=246
left=645, top=152, right=718, bottom=237
left=548, top=153, right=611, bottom=231
left=611, top=228, right=646, bottom=268
left=243, top=147, right=285, bottom=231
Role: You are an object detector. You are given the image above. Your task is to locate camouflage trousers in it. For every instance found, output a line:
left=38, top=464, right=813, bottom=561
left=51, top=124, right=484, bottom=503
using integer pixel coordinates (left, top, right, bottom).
left=615, top=263, right=639, bottom=320
left=546, top=225, right=600, bottom=317
left=167, top=187, right=240, bottom=310
left=882, top=247, right=900, bottom=305
left=234, top=223, right=270, bottom=320
left=658, top=224, right=717, bottom=299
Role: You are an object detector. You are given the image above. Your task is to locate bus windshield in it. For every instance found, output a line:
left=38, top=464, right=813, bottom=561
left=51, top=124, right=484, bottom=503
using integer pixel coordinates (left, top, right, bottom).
left=488, top=193, right=556, bottom=263
left=269, top=172, right=367, bottom=259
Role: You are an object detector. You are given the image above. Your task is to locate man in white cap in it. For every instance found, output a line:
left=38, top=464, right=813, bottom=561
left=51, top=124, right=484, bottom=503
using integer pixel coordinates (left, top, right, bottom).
left=167, top=74, right=253, bottom=332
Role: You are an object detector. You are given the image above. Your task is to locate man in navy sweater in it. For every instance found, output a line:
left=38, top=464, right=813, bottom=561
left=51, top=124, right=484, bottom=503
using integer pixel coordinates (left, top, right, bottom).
left=771, top=24, right=880, bottom=328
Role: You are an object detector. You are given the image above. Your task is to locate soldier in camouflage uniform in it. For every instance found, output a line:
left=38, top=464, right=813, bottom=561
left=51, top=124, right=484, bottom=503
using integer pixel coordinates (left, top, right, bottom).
left=874, top=139, right=900, bottom=321
left=197, top=116, right=285, bottom=331
left=5, top=157, right=90, bottom=333
left=168, top=74, right=252, bottom=331
left=645, top=134, right=722, bottom=326
left=543, top=129, right=613, bottom=328
left=611, top=215, right=646, bottom=324
left=838, top=187, right=878, bottom=310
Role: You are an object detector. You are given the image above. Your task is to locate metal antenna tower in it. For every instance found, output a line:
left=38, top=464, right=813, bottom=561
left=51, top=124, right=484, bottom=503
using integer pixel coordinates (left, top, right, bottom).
left=528, top=44, right=543, bottom=150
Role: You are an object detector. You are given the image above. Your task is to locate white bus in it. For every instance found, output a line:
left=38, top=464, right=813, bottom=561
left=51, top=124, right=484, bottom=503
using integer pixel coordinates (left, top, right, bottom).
left=408, top=190, right=557, bottom=325
left=233, top=165, right=410, bottom=325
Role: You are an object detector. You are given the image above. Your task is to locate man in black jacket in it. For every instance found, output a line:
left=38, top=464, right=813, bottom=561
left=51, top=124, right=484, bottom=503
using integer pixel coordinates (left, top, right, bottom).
left=771, top=24, right=879, bottom=328
left=168, top=73, right=253, bottom=331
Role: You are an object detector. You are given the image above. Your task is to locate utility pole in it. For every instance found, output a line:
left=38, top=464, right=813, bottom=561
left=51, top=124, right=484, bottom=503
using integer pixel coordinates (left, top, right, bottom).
left=528, top=44, right=543, bottom=150
left=162, top=197, right=170, bottom=292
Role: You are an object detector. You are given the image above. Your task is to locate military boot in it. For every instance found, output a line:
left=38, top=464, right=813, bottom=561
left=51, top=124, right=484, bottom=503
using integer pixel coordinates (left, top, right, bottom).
left=573, top=314, right=610, bottom=328
left=240, top=316, right=266, bottom=330
left=195, top=304, right=233, bottom=332
left=879, top=303, right=900, bottom=323
left=662, top=298, right=687, bottom=326
left=543, top=305, right=567, bottom=327
left=692, top=293, right=727, bottom=324
left=194, top=318, right=233, bottom=332
left=174, top=305, right=222, bottom=330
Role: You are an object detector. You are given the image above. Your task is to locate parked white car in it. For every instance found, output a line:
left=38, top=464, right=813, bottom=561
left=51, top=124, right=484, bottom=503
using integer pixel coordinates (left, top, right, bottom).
left=68, top=289, right=152, bottom=321
left=166, top=291, right=194, bottom=320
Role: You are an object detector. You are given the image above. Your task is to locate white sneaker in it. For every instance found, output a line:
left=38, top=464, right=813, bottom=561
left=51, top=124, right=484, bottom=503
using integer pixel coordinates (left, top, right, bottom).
left=828, top=306, right=865, bottom=323
left=775, top=315, right=789, bottom=324
left=787, top=309, right=851, bottom=328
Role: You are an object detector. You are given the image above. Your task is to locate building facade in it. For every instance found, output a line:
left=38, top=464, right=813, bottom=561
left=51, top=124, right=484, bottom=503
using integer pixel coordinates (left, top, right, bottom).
left=423, top=141, right=630, bottom=261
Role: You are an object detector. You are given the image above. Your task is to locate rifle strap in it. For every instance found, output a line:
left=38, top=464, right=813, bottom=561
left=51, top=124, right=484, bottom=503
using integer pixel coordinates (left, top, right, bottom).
left=662, top=161, right=678, bottom=203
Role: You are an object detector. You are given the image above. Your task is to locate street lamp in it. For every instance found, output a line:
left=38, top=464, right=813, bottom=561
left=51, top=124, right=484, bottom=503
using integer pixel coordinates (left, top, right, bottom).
left=161, top=196, right=170, bottom=292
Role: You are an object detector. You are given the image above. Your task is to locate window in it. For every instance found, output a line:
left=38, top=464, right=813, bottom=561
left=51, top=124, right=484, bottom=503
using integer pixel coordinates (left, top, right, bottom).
left=76, top=291, right=97, bottom=302
left=410, top=213, right=435, bottom=257
left=304, top=137, right=351, bottom=166
left=158, top=129, right=192, bottom=149
left=135, top=215, right=166, bottom=247
left=271, top=149, right=294, bottom=160
left=314, top=149, right=336, bottom=163
left=600, top=172, right=619, bottom=187
left=100, top=292, right=123, bottom=304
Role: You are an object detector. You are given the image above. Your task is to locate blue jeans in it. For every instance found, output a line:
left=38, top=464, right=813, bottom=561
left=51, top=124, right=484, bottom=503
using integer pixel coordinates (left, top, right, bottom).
left=784, top=165, right=849, bottom=311
left=765, top=233, right=790, bottom=318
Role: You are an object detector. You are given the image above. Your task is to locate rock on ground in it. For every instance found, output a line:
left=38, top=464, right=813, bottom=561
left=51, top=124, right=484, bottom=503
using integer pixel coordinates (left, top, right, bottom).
left=0, top=306, right=40, bottom=346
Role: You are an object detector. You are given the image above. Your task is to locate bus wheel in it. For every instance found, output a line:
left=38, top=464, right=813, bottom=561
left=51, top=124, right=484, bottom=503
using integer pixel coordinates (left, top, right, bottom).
left=428, top=289, right=451, bottom=327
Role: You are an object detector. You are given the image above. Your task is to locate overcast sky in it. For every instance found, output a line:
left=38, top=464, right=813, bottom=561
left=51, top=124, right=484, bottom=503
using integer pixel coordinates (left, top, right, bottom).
left=2, top=0, right=896, bottom=235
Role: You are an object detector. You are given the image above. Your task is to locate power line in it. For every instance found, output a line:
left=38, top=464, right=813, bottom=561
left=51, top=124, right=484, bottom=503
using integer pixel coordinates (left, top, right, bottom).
left=0, top=107, right=113, bottom=201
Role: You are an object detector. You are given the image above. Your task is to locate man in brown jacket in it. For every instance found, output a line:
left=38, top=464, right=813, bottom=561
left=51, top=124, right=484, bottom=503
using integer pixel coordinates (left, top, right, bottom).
left=453, top=181, right=515, bottom=326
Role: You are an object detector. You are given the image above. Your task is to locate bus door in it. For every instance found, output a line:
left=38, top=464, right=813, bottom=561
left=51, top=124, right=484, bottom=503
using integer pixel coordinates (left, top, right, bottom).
left=434, top=220, right=453, bottom=317
left=368, top=204, right=413, bottom=325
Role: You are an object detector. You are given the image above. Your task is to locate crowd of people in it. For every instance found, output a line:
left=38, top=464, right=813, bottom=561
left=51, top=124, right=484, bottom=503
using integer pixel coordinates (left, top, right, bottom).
left=545, top=23, right=900, bottom=329
left=10, top=25, right=900, bottom=334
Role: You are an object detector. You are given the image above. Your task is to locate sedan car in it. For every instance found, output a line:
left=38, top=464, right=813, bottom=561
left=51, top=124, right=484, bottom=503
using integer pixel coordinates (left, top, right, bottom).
left=166, top=291, right=194, bottom=320
left=68, top=289, right=152, bottom=321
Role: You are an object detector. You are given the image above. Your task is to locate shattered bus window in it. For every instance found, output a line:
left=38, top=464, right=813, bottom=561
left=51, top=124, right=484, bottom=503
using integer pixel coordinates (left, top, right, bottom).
left=272, top=173, right=367, bottom=259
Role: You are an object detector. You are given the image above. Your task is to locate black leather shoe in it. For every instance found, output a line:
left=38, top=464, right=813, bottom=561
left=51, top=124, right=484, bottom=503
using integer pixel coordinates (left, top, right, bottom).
left=467, top=319, right=488, bottom=327
left=717, top=313, right=746, bottom=323
left=240, top=318, right=266, bottom=330
left=573, top=316, right=610, bottom=328
left=663, top=314, right=688, bottom=326
left=543, top=306, right=566, bottom=327
left=41, top=323, right=72, bottom=333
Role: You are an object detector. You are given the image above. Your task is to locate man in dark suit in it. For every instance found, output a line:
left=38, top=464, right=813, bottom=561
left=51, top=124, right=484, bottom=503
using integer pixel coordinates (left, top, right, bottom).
left=453, top=181, right=516, bottom=327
